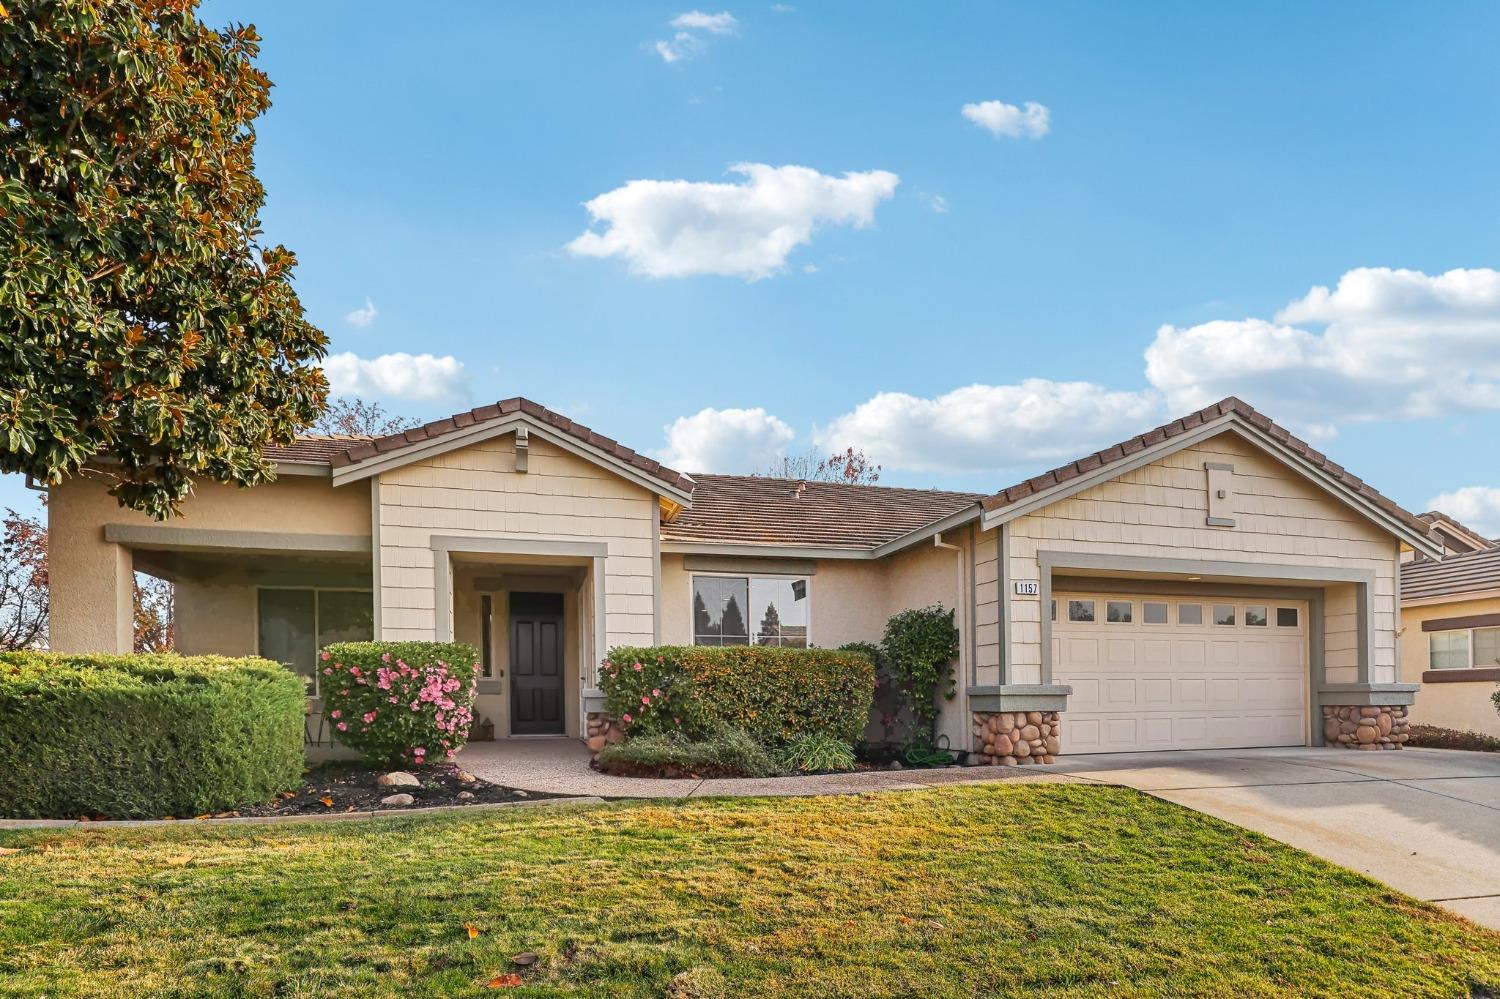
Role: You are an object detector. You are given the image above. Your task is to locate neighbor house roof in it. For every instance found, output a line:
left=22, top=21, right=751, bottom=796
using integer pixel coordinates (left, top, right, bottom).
left=268, top=398, right=695, bottom=495
left=1417, top=511, right=1496, bottom=555
left=1402, top=545, right=1500, bottom=603
left=659, top=475, right=985, bottom=550
left=979, top=396, right=1437, bottom=549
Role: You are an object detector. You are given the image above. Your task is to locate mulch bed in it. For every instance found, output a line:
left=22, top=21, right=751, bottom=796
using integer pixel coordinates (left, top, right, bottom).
left=1407, top=724, right=1500, bottom=753
left=231, top=761, right=559, bottom=817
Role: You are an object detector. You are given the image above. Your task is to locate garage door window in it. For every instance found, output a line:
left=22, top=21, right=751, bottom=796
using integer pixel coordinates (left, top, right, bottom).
left=1106, top=601, right=1133, bottom=623
left=1178, top=603, right=1203, bottom=625
left=1213, top=604, right=1237, bottom=626
left=1067, top=600, right=1096, bottom=623
left=1245, top=606, right=1268, bottom=627
left=1143, top=602, right=1169, bottom=624
left=1276, top=607, right=1299, bottom=627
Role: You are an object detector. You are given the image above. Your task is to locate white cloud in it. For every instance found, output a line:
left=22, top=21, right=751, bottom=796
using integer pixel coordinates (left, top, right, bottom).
left=962, top=100, right=1050, bottom=139
left=1145, top=268, right=1500, bottom=436
left=658, top=406, right=795, bottom=472
left=567, top=163, right=899, bottom=279
left=770, top=3, right=796, bottom=11
left=1425, top=486, right=1500, bottom=538
left=815, top=380, right=1163, bottom=474
left=344, top=298, right=378, bottom=328
left=655, top=10, right=737, bottom=61
left=919, top=192, right=950, bottom=214
left=323, top=352, right=467, bottom=403
left=671, top=10, right=738, bottom=33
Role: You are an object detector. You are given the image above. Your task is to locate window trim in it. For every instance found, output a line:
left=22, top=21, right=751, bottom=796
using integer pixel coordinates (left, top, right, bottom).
left=1429, top=626, right=1500, bottom=671
left=689, top=571, right=812, bottom=648
left=254, top=585, right=375, bottom=696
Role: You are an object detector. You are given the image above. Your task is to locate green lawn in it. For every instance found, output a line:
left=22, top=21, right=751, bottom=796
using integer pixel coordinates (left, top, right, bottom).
left=1, top=785, right=1496, bottom=998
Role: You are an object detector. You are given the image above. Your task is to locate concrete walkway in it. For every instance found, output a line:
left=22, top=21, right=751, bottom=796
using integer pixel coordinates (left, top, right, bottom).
left=458, top=740, right=1500, bottom=928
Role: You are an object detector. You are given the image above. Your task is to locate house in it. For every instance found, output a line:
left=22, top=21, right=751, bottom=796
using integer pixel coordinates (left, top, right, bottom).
left=48, top=396, right=1441, bottom=761
left=1399, top=516, right=1500, bottom=738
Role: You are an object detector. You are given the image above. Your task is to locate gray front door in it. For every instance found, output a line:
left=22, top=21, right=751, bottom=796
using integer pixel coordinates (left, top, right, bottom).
left=509, top=592, right=565, bottom=735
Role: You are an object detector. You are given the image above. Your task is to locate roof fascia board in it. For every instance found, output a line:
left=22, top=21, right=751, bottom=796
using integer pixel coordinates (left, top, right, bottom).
left=980, top=415, right=1234, bottom=530
left=273, top=461, right=332, bottom=478
left=330, top=414, right=694, bottom=505
left=869, top=504, right=982, bottom=559
left=659, top=540, right=877, bottom=560
left=104, top=523, right=371, bottom=555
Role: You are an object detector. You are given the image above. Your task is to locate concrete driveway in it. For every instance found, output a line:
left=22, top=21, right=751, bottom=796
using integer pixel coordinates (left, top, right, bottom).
left=1050, top=747, right=1500, bottom=929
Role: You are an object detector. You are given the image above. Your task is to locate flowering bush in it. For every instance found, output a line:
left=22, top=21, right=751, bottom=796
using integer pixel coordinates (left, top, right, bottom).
left=599, top=646, right=874, bottom=748
left=320, top=642, right=480, bottom=766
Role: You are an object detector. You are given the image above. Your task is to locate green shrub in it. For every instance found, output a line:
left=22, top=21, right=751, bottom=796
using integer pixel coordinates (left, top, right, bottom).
left=596, top=727, right=779, bottom=778
left=776, top=733, right=857, bottom=774
left=600, top=645, right=875, bottom=747
left=320, top=642, right=480, bottom=766
left=0, top=652, right=304, bottom=819
left=882, top=606, right=960, bottom=741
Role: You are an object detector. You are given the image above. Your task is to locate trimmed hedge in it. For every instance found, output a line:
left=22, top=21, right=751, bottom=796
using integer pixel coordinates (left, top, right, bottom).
left=319, top=642, right=480, bottom=766
left=0, top=652, right=305, bottom=819
left=596, top=726, right=778, bottom=779
left=600, top=645, right=875, bottom=747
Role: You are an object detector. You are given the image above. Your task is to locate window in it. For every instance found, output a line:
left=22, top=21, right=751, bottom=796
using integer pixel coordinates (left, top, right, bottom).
left=1213, top=604, right=1237, bottom=626
left=1476, top=628, right=1500, bottom=669
left=692, top=575, right=808, bottom=647
left=1050, top=600, right=1057, bottom=621
left=1067, top=599, right=1096, bottom=623
left=481, top=595, right=494, bottom=677
left=1143, top=602, right=1169, bottom=625
left=1430, top=631, right=1471, bottom=670
left=1276, top=607, right=1299, bottom=628
left=1245, top=605, right=1268, bottom=627
left=1178, top=603, right=1203, bottom=626
left=1106, top=600, right=1133, bottom=623
left=257, top=588, right=374, bottom=695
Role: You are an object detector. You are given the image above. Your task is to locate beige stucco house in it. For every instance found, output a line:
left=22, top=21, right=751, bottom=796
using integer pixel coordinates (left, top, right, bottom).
left=49, top=396, right=1443, bottom=761
left=1399, top=515, right=1500, bottom=738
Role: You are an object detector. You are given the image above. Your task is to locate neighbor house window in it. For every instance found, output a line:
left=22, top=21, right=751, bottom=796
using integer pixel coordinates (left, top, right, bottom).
left=1429, top=631, right=1471, bottom=670
left=1476, top=627, right=1500, bottom=669
left=1067, top=599, right=1096, bottom=623
left=257, top=588, right=374, bottom=695
left=693, top=575, right=808, bottom=647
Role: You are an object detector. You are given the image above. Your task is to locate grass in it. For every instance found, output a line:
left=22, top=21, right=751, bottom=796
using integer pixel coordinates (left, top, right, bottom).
left=1, top=785, right=1497, bottom=998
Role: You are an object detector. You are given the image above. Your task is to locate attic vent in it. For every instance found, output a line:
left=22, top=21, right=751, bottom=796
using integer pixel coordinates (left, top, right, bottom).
left=514, top=426, right=529, bottom=473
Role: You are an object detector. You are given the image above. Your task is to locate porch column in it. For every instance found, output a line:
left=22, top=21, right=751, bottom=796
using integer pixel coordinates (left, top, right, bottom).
left=48, top=522, right=134, bottom=653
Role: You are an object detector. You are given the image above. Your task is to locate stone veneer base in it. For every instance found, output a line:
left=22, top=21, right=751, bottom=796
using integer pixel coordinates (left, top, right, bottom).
left=973, top=710, right=1060, bottom=765
left=1322, top=704, right=1409, bottom=750
left=586, top=711, right=623, bottom=760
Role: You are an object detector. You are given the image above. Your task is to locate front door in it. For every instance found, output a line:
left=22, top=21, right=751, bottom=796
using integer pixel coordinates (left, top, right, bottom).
left=509, top=592, right=565, bottom=735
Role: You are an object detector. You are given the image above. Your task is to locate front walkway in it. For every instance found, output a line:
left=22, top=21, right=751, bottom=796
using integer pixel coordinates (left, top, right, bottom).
left=458, top=740, right=1500, bottom=928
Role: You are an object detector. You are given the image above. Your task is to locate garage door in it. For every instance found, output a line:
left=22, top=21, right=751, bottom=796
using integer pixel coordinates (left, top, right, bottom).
left=1053, top=593, right=1307, bottom=753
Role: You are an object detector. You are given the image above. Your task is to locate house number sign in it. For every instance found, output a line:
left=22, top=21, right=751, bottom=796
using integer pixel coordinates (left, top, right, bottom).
left=1013, top=581, right=1040, bottom=596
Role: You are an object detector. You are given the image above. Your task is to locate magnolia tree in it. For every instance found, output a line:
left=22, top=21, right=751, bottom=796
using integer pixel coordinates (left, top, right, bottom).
left=0, top=0, right=327, bottom=519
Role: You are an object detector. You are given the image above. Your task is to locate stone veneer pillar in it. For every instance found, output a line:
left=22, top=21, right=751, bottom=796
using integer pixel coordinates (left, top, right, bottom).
left=1322, top=704, right=1410, bottom=750
left=586, top=711, right=623, bottom=760
left=973, top=710, right=1060, bottom=765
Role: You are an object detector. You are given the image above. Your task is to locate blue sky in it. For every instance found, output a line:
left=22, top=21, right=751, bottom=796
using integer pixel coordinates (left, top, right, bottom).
left=12, top=2, right=1500, bottom=529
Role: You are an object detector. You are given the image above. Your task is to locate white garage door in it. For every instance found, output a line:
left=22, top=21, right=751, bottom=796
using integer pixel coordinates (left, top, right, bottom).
left=1053, top=593, right=1308, bottom=753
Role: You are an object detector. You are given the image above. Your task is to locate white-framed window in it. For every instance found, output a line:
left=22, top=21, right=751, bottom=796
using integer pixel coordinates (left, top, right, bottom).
left=256, top=587, right=374, bottom=695
left=692, top=574, right=809, bottom=647
left=1067, top=599, right=1096, bottom=623
left=1276, top=607, right=1299, bottom=627
left=1178, top=603, right=1204, bottom=626
left=1106, top=600, right=1133, bottom=623
left=1212, top=604, right=1237, bottom=627
left=1142, top=602, right=1169, bottom=625
left=1245, top=605, right=1268, bottom=627
left=1430, top=626, right=1500, bottom=670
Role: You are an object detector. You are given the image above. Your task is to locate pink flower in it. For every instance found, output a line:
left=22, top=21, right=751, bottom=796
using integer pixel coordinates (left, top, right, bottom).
left=350, top=666, right=361, bottom=677
left=632, top=662, right=642, bottom=671
left=323, top=668, right=333, bottom=676
left=641, top=695, right=651, bottom=706
left=652, top=689, right=661, bottom=697
left=330, top=710, right=341, bottom=719
left=336, top=721, right=348, bottom=731
left=363, top=711, right=377, bottom=723
left=381, top=652, right=391, bottom=663
left=389, top=696, right=398, bottom=704
left=622, top=713, right=633, bottom=724
left=320, top=651, right=330, bottom=661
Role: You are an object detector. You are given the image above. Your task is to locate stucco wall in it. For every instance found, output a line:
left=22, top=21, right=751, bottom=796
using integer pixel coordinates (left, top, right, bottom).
left=990, top=431, right=1401, bottom=686
left=375, top=435, right=656, bottom=688
left=174, top=577, right=257, bottom=657
left=1400, top=595, right=1500, bottom=737
left=48, top=472, right=371, bottom=653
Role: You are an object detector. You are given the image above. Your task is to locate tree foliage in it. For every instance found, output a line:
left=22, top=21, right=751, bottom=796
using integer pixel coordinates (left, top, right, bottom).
left=881, top=605, right=959, bottom=739
left=312, top=397, right=417, bottom=437
left=0, top=0, right=327, bottom=519
left=0, top=507, right=48, bottom=650
left=133, top=572, right=173, bottom=652
left=763, top=446, right=881, bottom=485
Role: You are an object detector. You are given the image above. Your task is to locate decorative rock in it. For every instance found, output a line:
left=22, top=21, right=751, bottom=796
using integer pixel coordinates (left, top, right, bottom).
left=377, top=772, right=420, bottom=788
left=457, top=790, right=475, bottom=800
left=973, top=709, right=1061, bottom=766
left=380, top=793, right=415, bottom=806
left=455, top=770, right=477, bottom=783
left=1026, top=711, right=1043, bottom=726
left=889, top=761, right=903, bottom=771
left=1322, top=704, right=1408, bottom=751
left=587, top=735, right=607, bottom=753
left=994, top=734, right=1014, bottom=756
left=1020, top=724, right=1041, bottom=742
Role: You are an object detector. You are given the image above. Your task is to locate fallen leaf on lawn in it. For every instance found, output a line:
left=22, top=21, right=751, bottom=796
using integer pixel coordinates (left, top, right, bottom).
left=0, top=847, right=22, bottom=857
left=486, top=973, right=522, bottom=988
left=510, top=952, right=537, bottom=967
left=465, top=922, right=480, bottom=939
left=165, top=855, right=193, bottom=866
left=319, top=796, right=334, bottom=808
left=897, top=916, right=913, bottom=925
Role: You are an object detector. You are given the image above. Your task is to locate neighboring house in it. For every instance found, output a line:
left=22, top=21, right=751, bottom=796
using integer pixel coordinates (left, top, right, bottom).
left=48, top=396, right=1441, bottom=761
left=1400, top=521, right=1500, bottom=739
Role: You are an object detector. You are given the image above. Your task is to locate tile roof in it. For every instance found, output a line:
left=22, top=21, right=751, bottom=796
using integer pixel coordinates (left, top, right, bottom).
left=271, top=398, right=695, bottom=494
left=1416, top=511, right=1496, bottom=555
left=661, top=475, right=984, bottom=550
left=1402, top=545, right=1500, bottom=602
left=980, top=396, right=1436, bottom=542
